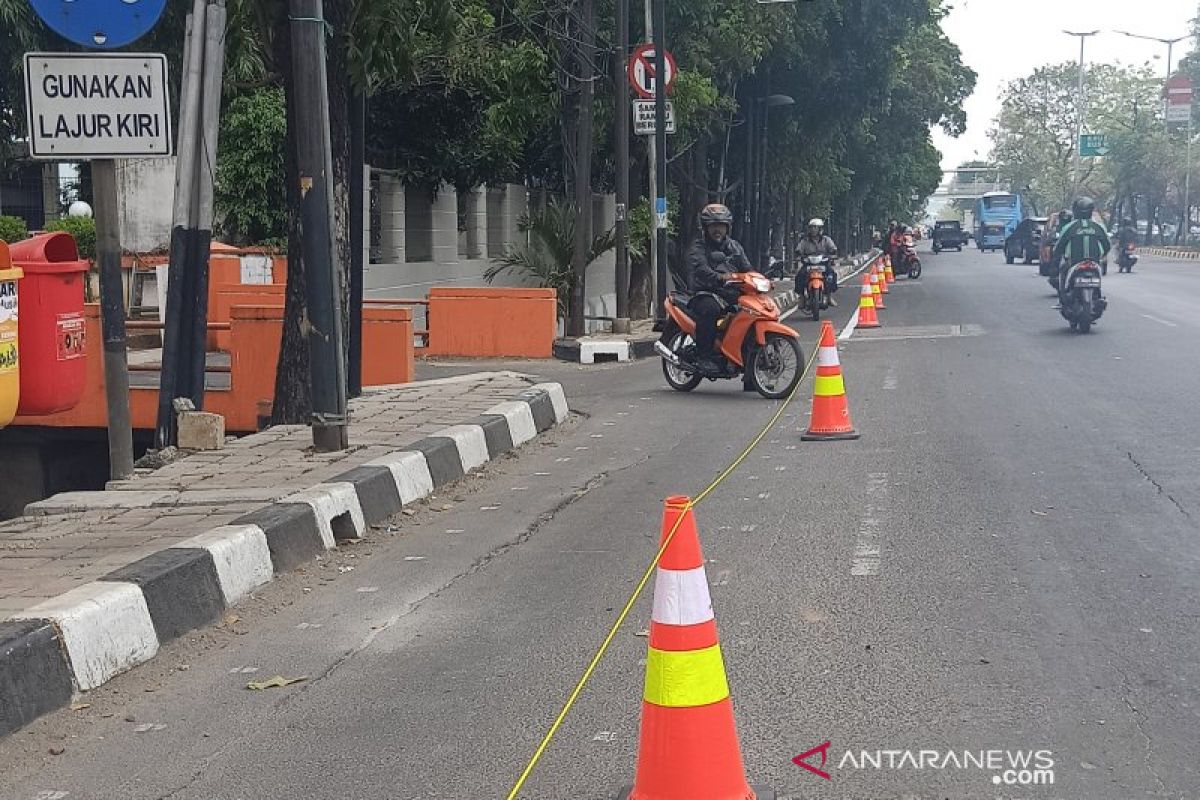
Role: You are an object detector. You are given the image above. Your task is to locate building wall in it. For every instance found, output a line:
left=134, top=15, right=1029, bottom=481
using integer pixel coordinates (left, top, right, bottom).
left=116, top=157, right=175, bottom=252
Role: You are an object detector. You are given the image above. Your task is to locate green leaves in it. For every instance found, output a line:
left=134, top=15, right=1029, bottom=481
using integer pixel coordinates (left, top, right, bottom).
left=215, top=87, right=288, bottom=245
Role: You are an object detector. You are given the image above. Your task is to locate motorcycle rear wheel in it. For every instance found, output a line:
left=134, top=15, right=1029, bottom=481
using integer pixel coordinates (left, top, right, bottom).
left=748, top=333, right=803, bottom=400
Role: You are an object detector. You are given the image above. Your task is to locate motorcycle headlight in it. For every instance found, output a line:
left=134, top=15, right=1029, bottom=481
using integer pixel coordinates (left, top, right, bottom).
left=752, top=276, right=772, bottom=292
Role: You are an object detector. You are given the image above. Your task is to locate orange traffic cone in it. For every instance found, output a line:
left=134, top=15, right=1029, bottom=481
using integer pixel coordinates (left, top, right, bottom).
left=857, top=274, right=881, bottom=329
left=877, top=260, right=890, bottom=293
left=884, top=257, right=896, bottom=284
left=870, top=264, right=886, bottom=309
left=802, top=321, right=860, bottom=441
left=621, top=497, right=775, bottom=800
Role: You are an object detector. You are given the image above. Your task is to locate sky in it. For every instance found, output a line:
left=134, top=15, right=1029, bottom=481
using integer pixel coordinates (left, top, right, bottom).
left=931, top=0, right=1199, bottom=173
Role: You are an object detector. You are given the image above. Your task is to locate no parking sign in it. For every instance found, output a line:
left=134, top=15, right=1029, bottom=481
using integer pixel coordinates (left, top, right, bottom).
left=627, top=44, right=677, bottom=100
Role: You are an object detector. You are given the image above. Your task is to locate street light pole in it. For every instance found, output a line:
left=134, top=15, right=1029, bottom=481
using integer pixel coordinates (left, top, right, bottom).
left=1117, top=31, right=1188, bottom=79
left=1065, top=29, right=1100, bottom=194
left=613, top=0, right=630, bottom=333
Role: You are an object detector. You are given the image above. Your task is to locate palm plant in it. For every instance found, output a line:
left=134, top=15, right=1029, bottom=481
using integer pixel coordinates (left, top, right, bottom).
left=485, top=197, right=614, bottom=324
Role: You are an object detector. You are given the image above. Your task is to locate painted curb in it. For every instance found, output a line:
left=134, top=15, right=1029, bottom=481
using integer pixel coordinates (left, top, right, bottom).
left=0, top=383, right=570, bottom=737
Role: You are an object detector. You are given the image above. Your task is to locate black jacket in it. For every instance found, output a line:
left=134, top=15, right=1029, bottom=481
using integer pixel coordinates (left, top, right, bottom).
left=685, top=235, right=752, bottom=293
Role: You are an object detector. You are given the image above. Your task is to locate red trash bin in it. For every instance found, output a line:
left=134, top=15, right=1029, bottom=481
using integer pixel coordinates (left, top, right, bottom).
left=8, top=232, right=89, bottom=415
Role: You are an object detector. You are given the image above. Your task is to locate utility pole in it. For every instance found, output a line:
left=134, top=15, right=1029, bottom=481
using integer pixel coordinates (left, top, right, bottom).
left=652, top=0, right=667, bottom=324
left=290, top=0, right=348, bottom=451
left=613, top=0, right=631, bottom=334
left=1065, top=29, right=1099, bottom=194
left=348, top=90, right=365, bottom=397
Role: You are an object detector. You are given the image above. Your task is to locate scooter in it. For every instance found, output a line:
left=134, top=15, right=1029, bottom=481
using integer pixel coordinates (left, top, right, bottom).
left=799, top=255, right=833, bottom=321
left=1118, top=242, right=1138, bottom=273
left=898, top=234, right=922, bottom=278
left=1058, top=259, right=1107, bottom=333
left=655, top=272, right=804, bottom=399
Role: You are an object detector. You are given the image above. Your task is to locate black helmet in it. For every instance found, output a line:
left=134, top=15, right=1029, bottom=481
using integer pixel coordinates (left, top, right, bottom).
left=1071, top=196, right=1095, bottom=221
left=699, top=203, right=734, bottom=231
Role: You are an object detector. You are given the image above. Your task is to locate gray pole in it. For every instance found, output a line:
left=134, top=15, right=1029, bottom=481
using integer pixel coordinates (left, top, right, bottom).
left=652, top=0, right=667, bottom=323
left=185, top=0, right=226, bottom=408
left=156, top=0, right=207, bottom=448
left=613, top=0, right=631, bottom=333
left=1185, top=112, right=1193, bottom=244
left=92, top=160, right=134, bottom=479
left=644, top=0, right=656, bottom=317
left=1065, top=30, right=1098, bottom=194
left=290, top=0, right=348, bottom=451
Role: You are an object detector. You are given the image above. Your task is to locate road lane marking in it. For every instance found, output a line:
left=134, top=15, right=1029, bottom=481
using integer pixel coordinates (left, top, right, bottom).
left=1140, top=313, right=1178, bottom=328
left=838, top=308, right=860, bottom=341
left=851, top=473, right=889, bottom=576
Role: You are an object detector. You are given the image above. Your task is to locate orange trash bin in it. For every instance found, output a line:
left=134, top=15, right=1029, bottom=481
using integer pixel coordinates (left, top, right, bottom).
left=0, top=241, right=23, bottom=427
left=8, top=232, right=89, bottom=415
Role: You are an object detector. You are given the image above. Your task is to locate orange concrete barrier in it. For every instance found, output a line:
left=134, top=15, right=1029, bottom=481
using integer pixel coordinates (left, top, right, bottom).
left=425, top=287, right=557, bottom=358
left=211, top=284, right=286, bottom=350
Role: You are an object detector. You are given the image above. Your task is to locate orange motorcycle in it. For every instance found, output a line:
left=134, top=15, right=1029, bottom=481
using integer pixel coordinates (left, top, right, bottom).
left=654, top=272, right=804, bottom=399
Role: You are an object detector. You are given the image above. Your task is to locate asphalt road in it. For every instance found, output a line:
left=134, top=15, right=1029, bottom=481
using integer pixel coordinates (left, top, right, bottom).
left=3, top=247, right=1198, bottom=799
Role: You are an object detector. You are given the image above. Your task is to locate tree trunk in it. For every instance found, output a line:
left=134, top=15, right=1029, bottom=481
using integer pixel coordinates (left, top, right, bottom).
left=270, top=7, right=310, bottom=424
left=271, top=1, right=352, bottom=425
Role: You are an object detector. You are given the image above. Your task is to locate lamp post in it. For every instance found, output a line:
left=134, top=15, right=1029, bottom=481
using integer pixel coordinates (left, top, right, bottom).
left=1064, top=29, right=1100, bottom=193
left=1116, top=31, right=1188, bottom=78
left=751, top=93, right=795, bottom=266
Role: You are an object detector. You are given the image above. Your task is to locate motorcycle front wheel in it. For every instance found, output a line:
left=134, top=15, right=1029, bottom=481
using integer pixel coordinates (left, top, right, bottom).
left=909, top=258, right=923, bottom=279
left=810, top=290, right=821, bottom=321
left=661, top=328, right=703, bottom=391
left=748, top=332, right=803, bottom=400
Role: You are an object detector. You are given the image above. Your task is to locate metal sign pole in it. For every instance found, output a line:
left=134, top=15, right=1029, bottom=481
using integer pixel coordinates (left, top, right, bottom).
left=92, top=160, right=135, bottom=479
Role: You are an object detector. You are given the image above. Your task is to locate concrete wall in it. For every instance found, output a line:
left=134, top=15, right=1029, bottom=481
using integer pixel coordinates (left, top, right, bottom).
left=116, top=158, right=175, bottom=252
left=367, top=179, right=618, bottom=333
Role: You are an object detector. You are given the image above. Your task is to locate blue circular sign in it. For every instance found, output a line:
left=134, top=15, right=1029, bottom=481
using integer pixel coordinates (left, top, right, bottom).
left=30, top=0, right=169, bottom=50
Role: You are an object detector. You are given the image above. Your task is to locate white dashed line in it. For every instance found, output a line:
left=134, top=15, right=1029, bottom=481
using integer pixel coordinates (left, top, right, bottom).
left=1140, top=313, right=1178, bottom=328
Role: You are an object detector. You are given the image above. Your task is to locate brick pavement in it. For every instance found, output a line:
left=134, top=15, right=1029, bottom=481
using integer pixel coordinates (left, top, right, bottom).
left=0, top=372, right=535, bottom=618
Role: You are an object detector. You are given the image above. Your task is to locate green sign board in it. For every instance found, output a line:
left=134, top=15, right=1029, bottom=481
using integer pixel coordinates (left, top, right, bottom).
left=1080, top=134, right=1109, bottom=157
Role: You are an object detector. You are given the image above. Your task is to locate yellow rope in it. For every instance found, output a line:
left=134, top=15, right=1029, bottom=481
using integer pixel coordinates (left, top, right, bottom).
left=505, top=321, right=828, bottom=799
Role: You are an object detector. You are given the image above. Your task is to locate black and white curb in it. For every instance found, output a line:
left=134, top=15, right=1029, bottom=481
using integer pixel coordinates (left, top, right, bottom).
left=1137, top=246, right=1200, bottom=261
left=0, top=383, right=569, bottom=737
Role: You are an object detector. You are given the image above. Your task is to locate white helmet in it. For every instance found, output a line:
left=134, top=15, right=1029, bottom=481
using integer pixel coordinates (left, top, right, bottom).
left=808, top=218, right=825, bottom=228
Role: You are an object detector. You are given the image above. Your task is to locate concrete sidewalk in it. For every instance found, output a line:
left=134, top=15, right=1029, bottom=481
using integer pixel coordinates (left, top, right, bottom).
left=0, top=371, right=569, bottom=736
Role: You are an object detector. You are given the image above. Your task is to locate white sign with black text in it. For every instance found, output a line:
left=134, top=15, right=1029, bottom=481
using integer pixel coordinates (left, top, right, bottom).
left=24, top=52, right=172, bottom=159
left=633, top=100, right=677, bottom=136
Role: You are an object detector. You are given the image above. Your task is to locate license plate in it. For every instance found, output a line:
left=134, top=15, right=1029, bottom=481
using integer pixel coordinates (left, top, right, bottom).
left=1074, top=277, right=1100, bottom=287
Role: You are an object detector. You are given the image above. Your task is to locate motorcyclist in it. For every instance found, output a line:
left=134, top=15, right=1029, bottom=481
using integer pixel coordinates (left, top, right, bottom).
left=684, top=203, right=752, bottom=377
left=1052, top=196, right=1110, bottom=299
left=887, top=221, right=906, bottom=267
left=795, top=218, right=839, bottom=306
left=1116, top=217, right=1138, bottom=269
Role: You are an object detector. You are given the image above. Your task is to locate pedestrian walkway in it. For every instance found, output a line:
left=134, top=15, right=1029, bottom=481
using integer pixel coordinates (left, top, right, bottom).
left=0, top=371, right=542, bottom=618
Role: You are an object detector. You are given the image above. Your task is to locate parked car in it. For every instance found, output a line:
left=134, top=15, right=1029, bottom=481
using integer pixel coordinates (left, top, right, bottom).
left=931, top=220, right=967, bottom=252
left=1005, top=217, right=1048, bottom=264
